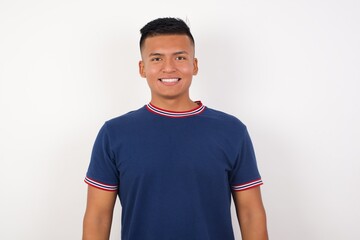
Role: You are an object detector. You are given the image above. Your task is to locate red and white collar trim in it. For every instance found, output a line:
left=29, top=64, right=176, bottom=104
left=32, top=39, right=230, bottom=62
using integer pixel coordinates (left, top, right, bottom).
left=146, top=101, right=206, bottom=118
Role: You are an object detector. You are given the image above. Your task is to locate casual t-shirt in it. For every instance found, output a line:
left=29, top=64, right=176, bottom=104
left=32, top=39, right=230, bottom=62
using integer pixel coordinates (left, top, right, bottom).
left=85, top=102, right=263, bottom=240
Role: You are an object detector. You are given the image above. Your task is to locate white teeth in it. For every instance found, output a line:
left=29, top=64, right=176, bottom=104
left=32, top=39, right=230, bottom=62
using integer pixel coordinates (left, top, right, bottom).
left=160, top=78, right=179, bottom=83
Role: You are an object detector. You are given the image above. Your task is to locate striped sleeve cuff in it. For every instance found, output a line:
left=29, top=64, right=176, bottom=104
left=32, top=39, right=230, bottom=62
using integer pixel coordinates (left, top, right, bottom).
left=231, top=179, right=263, bottom=191
left=84, top=176, right=118, bottom=192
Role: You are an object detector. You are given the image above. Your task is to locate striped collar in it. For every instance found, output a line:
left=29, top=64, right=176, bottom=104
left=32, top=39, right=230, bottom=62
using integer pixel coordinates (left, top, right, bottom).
left=146, top=101, right=206, bottom=118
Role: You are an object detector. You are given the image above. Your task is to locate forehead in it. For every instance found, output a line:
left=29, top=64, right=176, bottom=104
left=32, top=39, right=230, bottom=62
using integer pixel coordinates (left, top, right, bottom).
left=141, top=34, right=194, bottom=54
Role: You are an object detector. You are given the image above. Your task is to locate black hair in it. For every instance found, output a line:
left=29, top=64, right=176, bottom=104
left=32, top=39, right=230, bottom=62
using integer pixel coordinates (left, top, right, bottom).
left=139, top=17, right=195, bottom=49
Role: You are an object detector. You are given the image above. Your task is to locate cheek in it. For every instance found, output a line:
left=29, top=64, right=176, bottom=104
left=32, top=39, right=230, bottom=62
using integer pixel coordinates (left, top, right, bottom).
left=178, top=63, right=195, bottom=74
left=143, top=68, right=158, bottom=79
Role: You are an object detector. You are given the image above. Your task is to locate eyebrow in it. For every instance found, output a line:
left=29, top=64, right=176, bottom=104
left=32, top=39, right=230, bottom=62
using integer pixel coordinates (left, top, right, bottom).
left=148, top=51, right=189, bottom=57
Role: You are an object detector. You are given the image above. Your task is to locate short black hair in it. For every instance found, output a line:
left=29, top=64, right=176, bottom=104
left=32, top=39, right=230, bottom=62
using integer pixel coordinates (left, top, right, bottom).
left=139, top=17, right=195, bottom=49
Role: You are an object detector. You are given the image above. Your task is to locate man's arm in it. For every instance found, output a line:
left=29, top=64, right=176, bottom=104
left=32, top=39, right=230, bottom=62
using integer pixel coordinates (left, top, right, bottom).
left=232, top=187, right=268, bottom=240
left=83, top=186, right=117, bottom=240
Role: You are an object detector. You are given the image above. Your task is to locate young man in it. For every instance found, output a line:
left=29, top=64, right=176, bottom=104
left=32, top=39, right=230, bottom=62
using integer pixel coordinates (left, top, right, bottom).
left=83, top=17, right=268, bottom=240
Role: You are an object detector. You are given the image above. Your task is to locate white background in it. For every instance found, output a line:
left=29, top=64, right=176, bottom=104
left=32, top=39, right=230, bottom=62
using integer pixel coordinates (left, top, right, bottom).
left=1, top=0, right=359, bottom=239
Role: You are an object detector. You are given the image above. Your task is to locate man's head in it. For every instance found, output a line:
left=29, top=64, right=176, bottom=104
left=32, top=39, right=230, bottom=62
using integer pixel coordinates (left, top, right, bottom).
left=138, top=17, right=198, bottom=105
left=140, top=17, right=195, bottom=51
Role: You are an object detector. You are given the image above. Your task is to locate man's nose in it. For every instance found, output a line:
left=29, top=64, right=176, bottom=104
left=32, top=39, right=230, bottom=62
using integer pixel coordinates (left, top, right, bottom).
left=162, top=59, right=176, bottom=72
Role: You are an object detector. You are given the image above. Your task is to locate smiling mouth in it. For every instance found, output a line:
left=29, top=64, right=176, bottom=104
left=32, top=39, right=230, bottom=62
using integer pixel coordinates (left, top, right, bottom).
left=159, top=78, right=181, bottom=83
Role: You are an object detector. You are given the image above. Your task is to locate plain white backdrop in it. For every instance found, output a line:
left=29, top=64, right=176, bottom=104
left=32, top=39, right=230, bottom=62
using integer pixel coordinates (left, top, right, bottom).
left=1, top=0, right=359, bottom=239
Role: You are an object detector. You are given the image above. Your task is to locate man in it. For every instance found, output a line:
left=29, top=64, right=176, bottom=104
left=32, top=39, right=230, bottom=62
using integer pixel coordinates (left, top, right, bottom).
left=83, top=17, right=268, bottom=240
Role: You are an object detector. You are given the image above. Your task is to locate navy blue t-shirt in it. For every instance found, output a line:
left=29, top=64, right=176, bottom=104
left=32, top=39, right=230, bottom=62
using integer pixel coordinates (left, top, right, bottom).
left=85, top=102, right=263, bottom=240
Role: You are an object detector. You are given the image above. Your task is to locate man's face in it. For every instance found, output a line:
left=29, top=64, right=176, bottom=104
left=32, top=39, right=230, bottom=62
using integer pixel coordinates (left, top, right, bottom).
left=139, top=34, right=198, bottom=103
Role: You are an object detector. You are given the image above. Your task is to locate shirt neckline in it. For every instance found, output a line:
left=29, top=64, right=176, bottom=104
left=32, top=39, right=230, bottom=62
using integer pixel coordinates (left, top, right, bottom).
left=146, top=101, right=206, bottom=118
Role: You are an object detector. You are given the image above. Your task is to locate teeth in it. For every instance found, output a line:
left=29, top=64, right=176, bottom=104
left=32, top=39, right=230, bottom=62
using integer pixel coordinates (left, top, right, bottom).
left=161, top=78, right=179, bottom=83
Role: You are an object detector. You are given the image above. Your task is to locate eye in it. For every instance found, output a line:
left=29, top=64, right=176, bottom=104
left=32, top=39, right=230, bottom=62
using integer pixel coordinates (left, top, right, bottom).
left=176, top=56, right=186, bottom=60
left=151, top=57, right=162, bottom=62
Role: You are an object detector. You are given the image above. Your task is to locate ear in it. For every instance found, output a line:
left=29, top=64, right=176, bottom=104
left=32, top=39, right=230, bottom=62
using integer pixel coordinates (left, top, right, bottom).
left=139, top=60, right=146, bottom=78
left=192, top=58, right=199, bottom=76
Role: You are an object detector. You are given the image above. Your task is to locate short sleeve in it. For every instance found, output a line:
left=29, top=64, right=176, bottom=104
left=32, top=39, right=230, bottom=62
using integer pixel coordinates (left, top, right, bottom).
left=229, top=127, right=263, bottom=191
left=84, top=123, right=119, bottom=191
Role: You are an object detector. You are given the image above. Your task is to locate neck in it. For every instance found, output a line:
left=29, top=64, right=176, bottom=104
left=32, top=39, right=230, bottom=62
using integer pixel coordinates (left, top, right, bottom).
left=149, top=98, right=199, bottom=112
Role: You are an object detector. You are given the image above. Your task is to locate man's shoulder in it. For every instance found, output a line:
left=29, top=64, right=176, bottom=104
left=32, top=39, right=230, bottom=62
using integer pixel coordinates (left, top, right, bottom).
left=203, top=106, right=246, bottom=129
left=105, top=105, right=147, bottom=126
